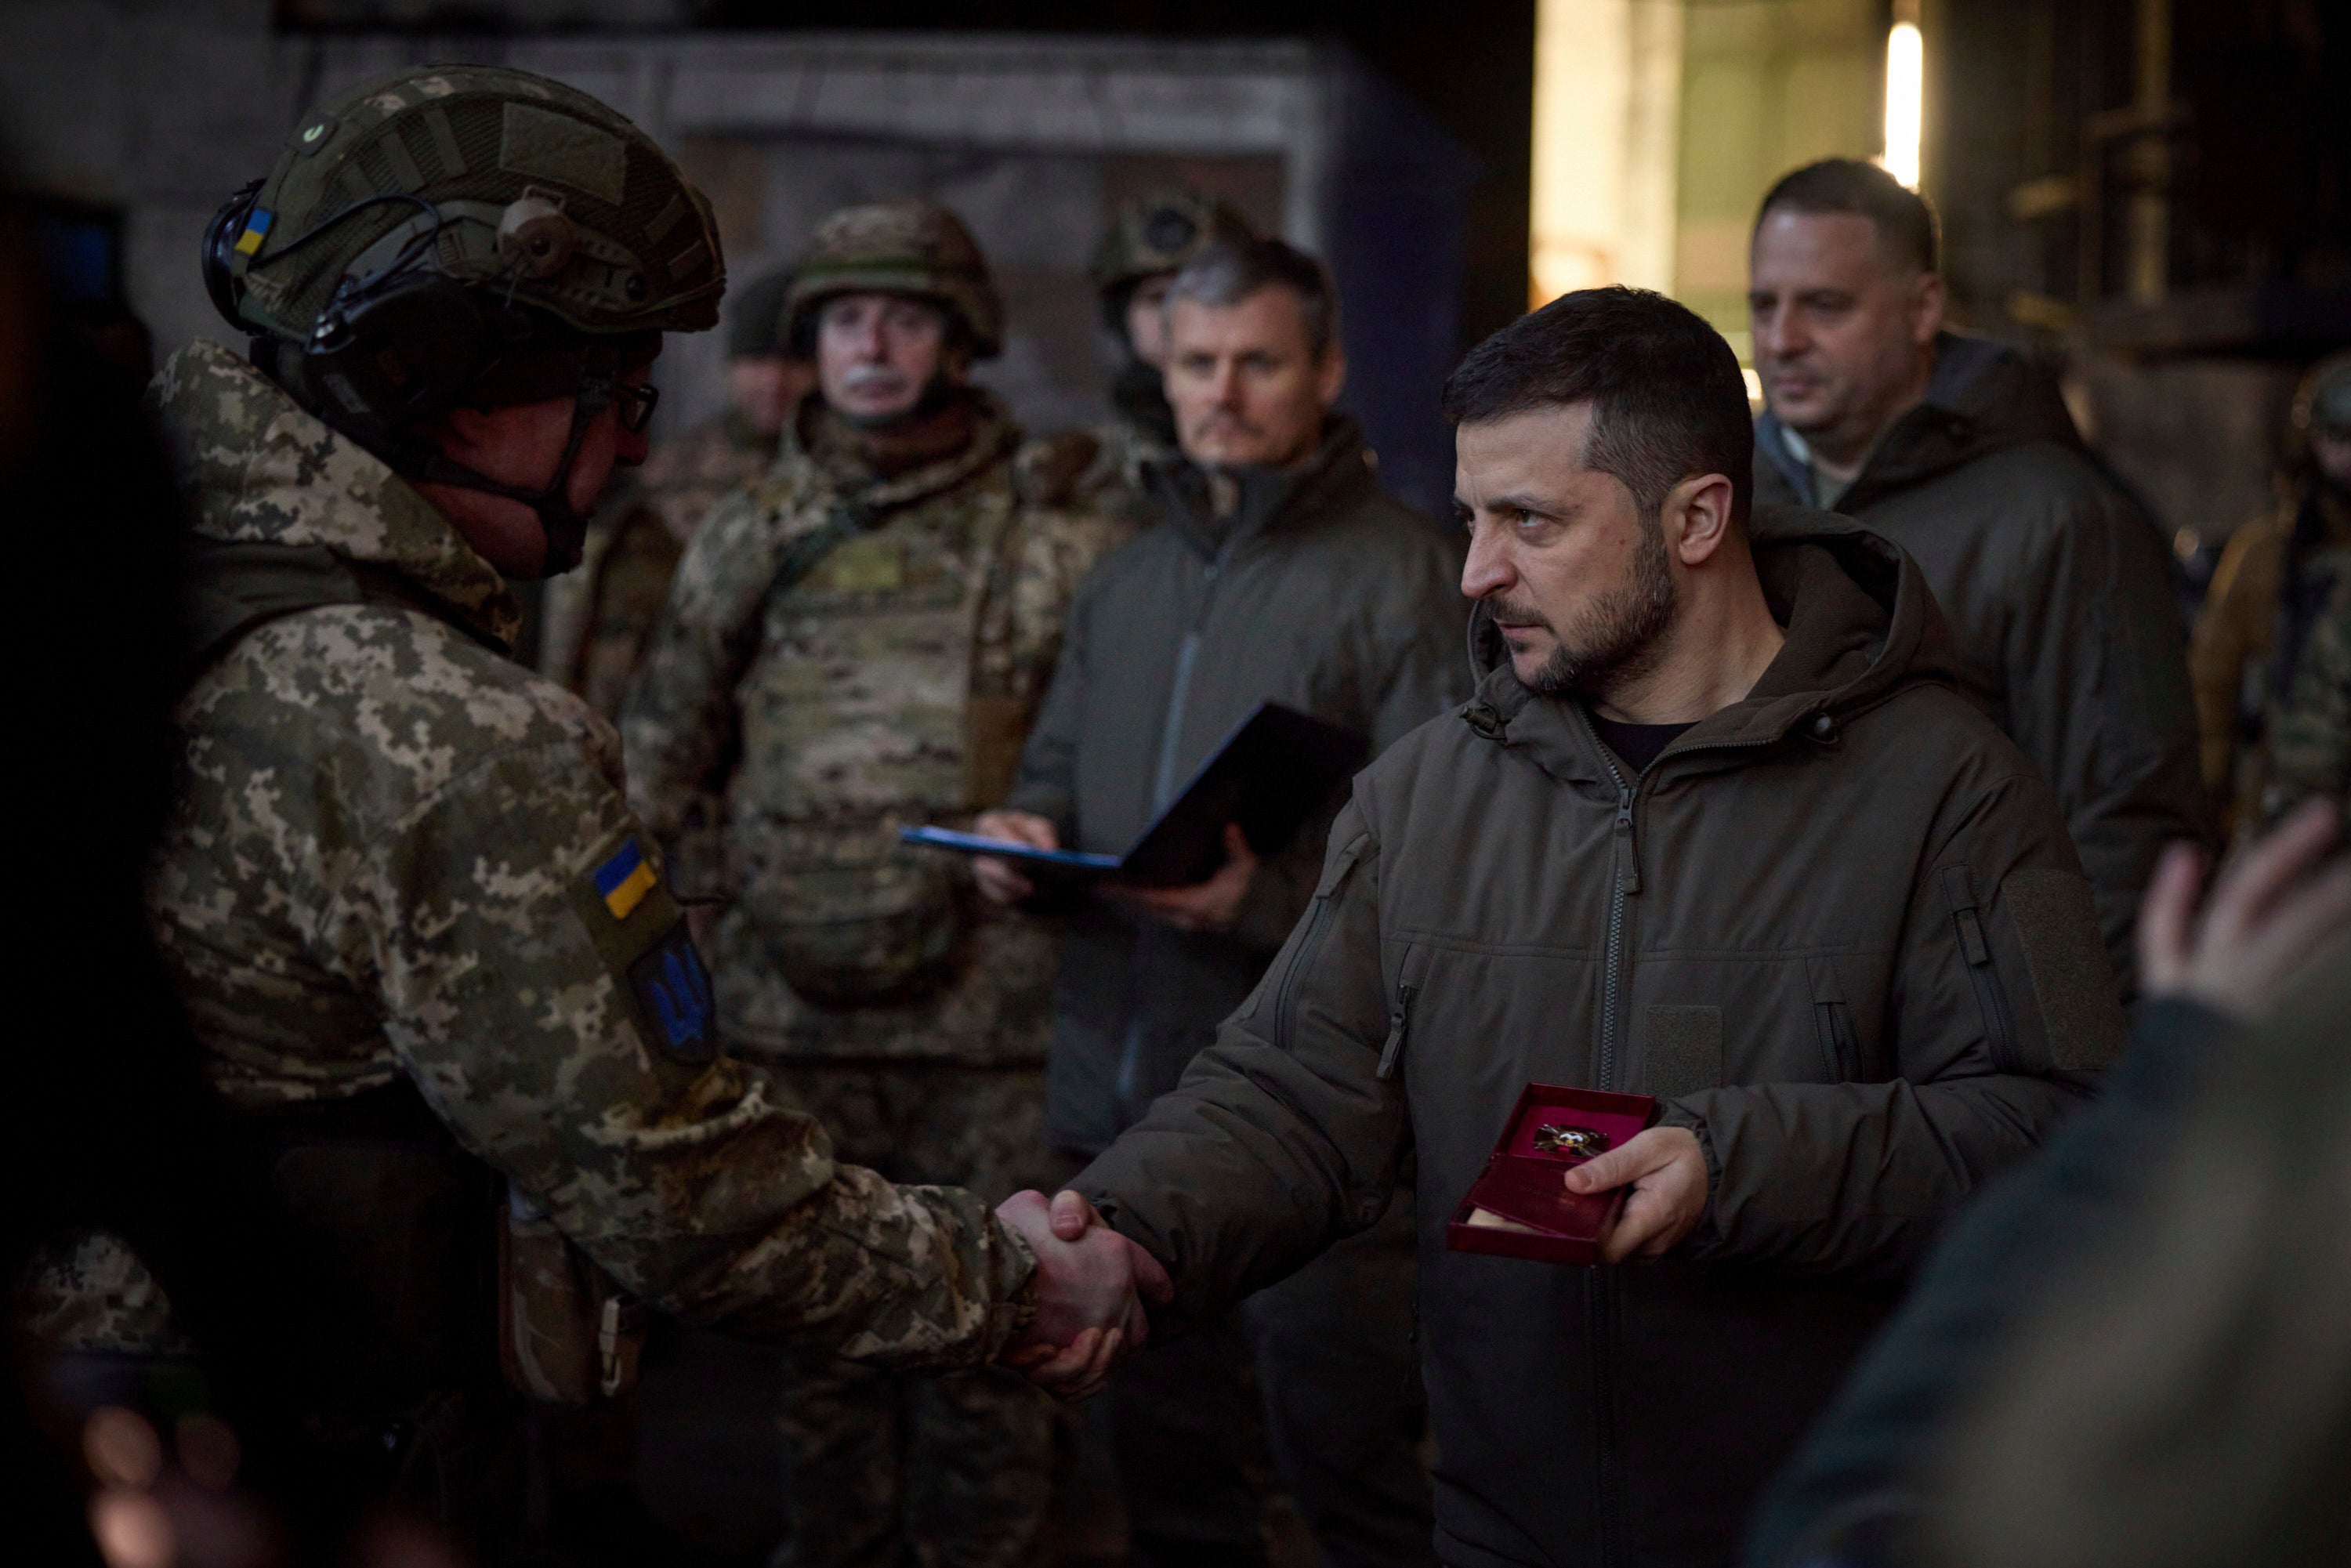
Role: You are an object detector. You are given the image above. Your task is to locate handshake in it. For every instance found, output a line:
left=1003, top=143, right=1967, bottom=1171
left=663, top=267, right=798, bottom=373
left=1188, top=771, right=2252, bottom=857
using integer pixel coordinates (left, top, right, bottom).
left=994, top=1189, right=1173, bottom=1400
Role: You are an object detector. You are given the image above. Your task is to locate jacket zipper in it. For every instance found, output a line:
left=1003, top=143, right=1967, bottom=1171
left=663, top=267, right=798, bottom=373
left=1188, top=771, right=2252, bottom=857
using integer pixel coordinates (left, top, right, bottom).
left=1118, top=535, right=1244, bottom=1109
left=1271, top=834, right=1371, bottom=1056
left=1375, top=982, right=1418, bottom=1081
left=1572, top=706, right=1641, bottom=1568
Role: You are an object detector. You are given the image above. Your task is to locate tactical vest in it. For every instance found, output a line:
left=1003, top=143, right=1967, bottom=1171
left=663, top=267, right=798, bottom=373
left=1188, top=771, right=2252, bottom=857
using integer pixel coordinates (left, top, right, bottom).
left=724, top=462, right=1039, bottom=1008
left=179, top=541, right=643, bottom=1436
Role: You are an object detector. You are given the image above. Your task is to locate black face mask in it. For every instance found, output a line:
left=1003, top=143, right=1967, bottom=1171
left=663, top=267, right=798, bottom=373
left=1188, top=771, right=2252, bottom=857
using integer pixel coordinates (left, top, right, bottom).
left=1110, top=356, right=1179, bottom=447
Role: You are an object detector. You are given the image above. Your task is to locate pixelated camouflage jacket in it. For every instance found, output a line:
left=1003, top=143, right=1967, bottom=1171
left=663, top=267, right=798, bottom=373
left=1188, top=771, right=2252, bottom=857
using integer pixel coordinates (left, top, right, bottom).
left=48, top=339, right=1035, bottom=1366
left=621, top=393, right=1131, bottom=1063
left=2267, top=549, right=2351, bottom=817
left=542, top=410, right=783, bottom=721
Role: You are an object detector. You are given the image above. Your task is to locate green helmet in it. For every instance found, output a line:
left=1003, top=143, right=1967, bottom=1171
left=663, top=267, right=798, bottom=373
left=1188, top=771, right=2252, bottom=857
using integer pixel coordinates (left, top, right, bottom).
left=781, top=200, right=1002, bottom=360
left=199, top=64, right=726, bottom=577
left=208, top=63, right=723, bottom=345
left=1090, top=187, right=1255, bottom=295
left=726, top=263, right=799, bottom=359
left=2294, top=352, right=2351, bottom=440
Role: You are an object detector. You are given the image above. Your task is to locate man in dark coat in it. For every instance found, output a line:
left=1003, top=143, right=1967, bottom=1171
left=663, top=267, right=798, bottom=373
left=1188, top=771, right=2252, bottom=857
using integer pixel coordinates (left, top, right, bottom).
left=1016, top=287, right=2117, bottom=1568
left=974, top=237, right=1464, bottom=1568
left=1747, top=158, right=2207, bottom=989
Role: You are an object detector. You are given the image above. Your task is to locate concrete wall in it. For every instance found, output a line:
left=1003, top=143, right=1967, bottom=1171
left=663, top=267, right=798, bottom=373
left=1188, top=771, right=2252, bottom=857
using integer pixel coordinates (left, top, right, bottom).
left=4, top=7, right=1476, bottom=516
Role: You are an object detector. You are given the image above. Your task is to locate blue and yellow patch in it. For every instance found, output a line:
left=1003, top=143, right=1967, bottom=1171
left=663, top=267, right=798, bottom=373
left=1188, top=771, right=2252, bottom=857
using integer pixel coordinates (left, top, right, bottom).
left=629, top=923, right=716, bottom=1063
left=233, top=208, right=274, bottom=257
left=593, top=837, right=658, bottom=922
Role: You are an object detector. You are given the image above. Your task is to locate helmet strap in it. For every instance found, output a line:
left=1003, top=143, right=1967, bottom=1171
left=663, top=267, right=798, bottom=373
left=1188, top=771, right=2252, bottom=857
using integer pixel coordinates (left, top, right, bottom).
left=369, top=367, right=614, bottom=578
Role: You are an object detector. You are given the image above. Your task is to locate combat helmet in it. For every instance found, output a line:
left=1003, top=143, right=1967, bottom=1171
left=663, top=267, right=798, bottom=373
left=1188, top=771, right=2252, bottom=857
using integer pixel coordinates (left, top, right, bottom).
left=726, top=263, right=799, bottom=360
left=781, top=200, right=1002, bottom=360
left=1090, top=187, right=1255, bottom=299
left=199, top=63, right=726, bottom=571
left=2293, top=352, right=2351, bottom=443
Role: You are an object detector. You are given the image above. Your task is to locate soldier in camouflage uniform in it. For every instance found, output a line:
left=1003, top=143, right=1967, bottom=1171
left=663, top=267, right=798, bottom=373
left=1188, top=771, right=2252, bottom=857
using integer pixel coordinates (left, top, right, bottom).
left=542, top=263, right=813, bottom=720
left=18, top=70, right=1161, bottom=1557
left=2192, top=353, right=2351, bottom=834
left=621, top=200, right=1131, bottom=1568
left=1057, top=188, right=1255, bottom=527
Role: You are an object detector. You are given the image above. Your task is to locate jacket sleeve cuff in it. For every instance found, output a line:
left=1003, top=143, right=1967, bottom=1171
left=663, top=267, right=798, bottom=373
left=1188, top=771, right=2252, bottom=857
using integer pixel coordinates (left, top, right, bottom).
left=1657, top=1101, right=1728, bottom=1258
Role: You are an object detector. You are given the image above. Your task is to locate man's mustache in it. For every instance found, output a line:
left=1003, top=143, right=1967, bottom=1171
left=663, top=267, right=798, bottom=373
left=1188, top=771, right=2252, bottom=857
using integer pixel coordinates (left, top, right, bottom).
left=1483, top=596, right=1551, bottom=632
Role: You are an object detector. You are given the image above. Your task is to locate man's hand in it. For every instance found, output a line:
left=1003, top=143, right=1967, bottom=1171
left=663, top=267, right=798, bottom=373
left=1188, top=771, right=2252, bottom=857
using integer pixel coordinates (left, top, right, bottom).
left=1110, top=824, right=1259, bottom=933
left=994, top=1189, right=1173, bottom=1400
left=1565, top=1126, right=1711, bottom=1263
left=2139, top=798, right=2350, bottom=1021
left=971, top=810, right=1058, bottom=905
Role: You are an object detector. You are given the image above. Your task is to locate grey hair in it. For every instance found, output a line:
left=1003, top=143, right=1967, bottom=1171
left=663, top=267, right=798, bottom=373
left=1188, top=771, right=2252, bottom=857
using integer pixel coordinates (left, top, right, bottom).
left=1165, top=237, right=1340, bottom=359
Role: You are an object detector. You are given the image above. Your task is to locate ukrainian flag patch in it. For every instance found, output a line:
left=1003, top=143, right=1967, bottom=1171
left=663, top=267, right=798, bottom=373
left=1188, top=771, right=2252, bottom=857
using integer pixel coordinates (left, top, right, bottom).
left=233, top=208, right=274, bottom=257
left=593, top=837, right=658, bottom=922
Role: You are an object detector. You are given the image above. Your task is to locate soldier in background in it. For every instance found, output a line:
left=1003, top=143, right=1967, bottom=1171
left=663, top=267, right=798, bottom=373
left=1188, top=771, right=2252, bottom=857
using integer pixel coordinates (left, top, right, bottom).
left=1059, top=187, right=1254, bottom=524
left=23, top=73, right=1150, bottom=1562
left=622, top=199, right=1132, bottom=1568
left=2190, top=353, right=2351, bottom=833
left=542, top=263, right=812, bottom=719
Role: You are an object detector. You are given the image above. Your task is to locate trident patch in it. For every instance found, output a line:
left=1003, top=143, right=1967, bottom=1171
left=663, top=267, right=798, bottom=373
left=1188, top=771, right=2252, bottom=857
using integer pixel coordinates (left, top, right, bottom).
left=629, top=922, right=716, bottom=1063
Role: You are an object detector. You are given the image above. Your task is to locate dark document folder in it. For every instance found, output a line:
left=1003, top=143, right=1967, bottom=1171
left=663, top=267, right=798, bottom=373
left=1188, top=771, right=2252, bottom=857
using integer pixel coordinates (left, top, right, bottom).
left=901, top=701, right=1369, bottom=888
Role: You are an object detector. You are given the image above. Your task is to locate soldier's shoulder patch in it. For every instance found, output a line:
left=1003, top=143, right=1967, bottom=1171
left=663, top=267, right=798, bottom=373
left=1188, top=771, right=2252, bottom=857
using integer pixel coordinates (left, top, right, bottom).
left=628, top=922, right=717, bottom=1064
left=568, top=828, right=716, bottom=1064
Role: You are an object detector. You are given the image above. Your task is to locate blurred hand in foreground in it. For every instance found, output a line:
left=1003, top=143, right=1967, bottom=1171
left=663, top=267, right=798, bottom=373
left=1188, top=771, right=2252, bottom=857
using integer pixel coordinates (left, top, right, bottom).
left=2139, top=797, right=2350, bottom=1021
left=994, top=1188, right=1172, bottom=1400
left=971, top=809, right=1058, bottom=905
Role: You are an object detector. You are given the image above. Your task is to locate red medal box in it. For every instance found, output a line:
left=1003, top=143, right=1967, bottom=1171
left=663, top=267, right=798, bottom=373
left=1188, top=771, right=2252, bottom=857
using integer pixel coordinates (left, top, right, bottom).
left=1445, top=1083, right=1659, bottom=1266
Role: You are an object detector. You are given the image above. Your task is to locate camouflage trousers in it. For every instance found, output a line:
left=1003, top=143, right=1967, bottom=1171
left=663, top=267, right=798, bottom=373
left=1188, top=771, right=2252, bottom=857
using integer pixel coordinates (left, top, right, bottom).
left=766, top=1062, right=1060, bottom=1568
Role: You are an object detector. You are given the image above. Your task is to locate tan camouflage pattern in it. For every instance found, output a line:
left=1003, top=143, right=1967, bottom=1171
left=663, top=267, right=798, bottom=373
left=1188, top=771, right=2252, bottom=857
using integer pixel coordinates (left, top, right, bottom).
left=20, top=1233, right=193, bottom=1355
left=782, top=200, right=1004, bottom=358
left=541, top=411, right=781, bottom=721
left=2266, top=551, right=2351, bottom=817
left=2190, top=487, right=2351, bottom=832
left=621, top=393, right=1131, bottom=1062
left=32, top=339, right=1038, bottom=1367
left=1067, top=418, right=1176, bottom=532
left=762, top=1061, right=1060, bottom=1568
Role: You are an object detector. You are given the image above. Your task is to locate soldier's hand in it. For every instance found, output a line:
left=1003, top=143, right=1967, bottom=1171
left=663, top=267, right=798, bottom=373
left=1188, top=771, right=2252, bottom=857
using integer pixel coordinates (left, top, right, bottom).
left=972, top=810, right=1059, bottom=905
left=2139, top=798, right=2351, bottom=1020
left=1111, top=823, right=1259, bottom=933
left=994, top=1188, right=1172, bottom=1400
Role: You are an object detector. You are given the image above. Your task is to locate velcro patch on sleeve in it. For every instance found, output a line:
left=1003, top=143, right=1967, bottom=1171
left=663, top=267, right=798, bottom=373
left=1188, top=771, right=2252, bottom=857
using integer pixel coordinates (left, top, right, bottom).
left=570, top=829, right=717, bottom=1065
left=629, top=922, right=717, bottom=1065
left=2003, top=867, right=2125, bottom=1070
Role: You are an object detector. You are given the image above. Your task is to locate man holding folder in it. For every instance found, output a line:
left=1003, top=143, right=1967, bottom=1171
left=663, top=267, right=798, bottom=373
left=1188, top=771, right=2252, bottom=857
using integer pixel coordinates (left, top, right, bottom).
left=973, top=237, right=1465, bottom=1568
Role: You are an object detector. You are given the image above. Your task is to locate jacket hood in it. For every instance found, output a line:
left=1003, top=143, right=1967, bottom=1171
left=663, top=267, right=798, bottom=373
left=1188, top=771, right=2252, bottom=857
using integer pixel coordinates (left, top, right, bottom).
left=1757, top=331, right=2085, bottom=512
left=1465, top=506, right=1965, bottom=784
left=151, top=340, right=522, bottom=648
left=1141, top=414, right=1382, bottom=559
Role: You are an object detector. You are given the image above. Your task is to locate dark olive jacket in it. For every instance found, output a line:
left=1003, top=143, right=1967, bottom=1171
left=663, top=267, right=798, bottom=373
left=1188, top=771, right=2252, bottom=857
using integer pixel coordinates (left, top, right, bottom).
left=1075, top=512, right=2117, bottom=1568
left=1003, top=416, right=1468, bottom=1157
left=1755, top=332, right=2208, bottom=990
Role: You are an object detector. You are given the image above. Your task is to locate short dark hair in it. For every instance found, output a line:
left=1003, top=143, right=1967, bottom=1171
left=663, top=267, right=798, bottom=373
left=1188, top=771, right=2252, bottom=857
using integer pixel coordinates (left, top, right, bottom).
left=1440, top=285, right=1754, bottom=527
left=1166, top=237, right=1339, bottom=359
left=1755, top=158, right=1940, bottom=275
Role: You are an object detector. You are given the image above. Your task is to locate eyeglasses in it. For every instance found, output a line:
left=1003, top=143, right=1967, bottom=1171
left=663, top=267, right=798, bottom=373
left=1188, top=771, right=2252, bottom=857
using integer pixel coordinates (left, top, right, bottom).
left=614, top=380, right=660, bottom=433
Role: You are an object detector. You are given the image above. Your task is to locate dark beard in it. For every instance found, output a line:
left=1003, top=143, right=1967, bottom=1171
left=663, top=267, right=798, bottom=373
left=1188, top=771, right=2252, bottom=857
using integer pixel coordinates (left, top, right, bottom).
left=1520, top=520, right=1678, bottom=701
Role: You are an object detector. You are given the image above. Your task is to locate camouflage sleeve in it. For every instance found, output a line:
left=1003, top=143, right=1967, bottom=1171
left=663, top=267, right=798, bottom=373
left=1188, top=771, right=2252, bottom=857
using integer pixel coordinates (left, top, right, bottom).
left=2266, top=576, right=2351, bottom=820
left=351, top=735, right=1036, bottom=1364
left=618, top=485, right=781, bottom=899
